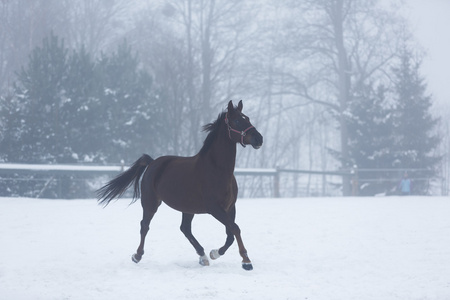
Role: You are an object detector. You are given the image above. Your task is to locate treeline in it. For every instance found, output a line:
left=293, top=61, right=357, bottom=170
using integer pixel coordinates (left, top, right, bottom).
left=1, top=34, right=165, bottom=164
left=0, top=0, right=444, bottom=196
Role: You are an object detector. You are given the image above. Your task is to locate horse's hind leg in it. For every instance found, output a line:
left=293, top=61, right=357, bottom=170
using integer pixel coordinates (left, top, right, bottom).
left=180, top=213, right=209, bottom=266
left=132, top=210, right=155, bottom=263
left=132, top=189, right=160, bottom=263
left=210, top=206, right=235, bottom=260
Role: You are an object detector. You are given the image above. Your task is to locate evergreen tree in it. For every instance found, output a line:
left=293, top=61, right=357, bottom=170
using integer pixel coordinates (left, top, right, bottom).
left=63, top=45, right=101, bottom=162
left=1, top=35, right=164, bottom=165
left=13, top=32, right=70, bottom=163
left=95, top=40, right=164, bottom=163
left=391, top=50, right=440, bottom=194
left=347, top=51, right=440, bottom=195
left=348, top=84, right=395, bottom=195
left=0, top=34, right=166, bottom=197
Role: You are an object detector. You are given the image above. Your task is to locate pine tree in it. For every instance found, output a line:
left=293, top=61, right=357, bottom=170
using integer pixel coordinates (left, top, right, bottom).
left=348, top=83, right=395, bottom=195
left=63, top=45, right=99, bottom=161
left=2, top=35, right=165, bottom=165
left=95, top=40, right=164, bottom=163
left=13, top=32, right=70, bottom=163
left=391, top=50, right=440, bottom=194
left=347, top=51, right=441, bottom=195
left=0, top=34, right=167, bottom=197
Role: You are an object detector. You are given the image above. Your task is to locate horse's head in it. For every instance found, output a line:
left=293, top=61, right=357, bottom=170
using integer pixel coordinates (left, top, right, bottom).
left=225, top=100, right=263, bottom=149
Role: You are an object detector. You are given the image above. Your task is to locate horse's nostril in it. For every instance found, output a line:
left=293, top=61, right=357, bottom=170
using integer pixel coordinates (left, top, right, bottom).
left=251, top=134, right=263, bottom=148
left=256, top=134, right=263, bottom=145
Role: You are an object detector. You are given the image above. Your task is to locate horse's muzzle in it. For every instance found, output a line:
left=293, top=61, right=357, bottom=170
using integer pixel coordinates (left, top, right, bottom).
left=250, top=131, right=263, bottom=149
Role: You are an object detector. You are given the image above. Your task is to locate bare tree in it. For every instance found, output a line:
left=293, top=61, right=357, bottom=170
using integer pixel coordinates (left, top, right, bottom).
left=129, top=0, right=258, bottom=155
left=271, top=0, right=407, bottom=195
left=62, top=0, right=130, bottom=56
left=0, top=0, right=68, bottom=92
left=0, top=0, right=133, bottom=93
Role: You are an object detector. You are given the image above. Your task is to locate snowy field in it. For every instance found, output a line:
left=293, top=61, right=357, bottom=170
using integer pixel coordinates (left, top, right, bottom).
left=1, top=196, right=449, bottom=300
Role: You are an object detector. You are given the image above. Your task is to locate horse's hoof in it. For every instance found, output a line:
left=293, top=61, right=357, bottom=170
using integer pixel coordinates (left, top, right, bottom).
left=132, top=254, right=141, bottom=263
left=210, top=249, right=221, bottom=260
left=199, top=255, right=210, bottom=266
left=242, top=262, right=253, bottom=271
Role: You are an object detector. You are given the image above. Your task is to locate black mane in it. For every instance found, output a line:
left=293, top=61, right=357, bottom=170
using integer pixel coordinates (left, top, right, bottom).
left=199, top=111, right=226, bottom=156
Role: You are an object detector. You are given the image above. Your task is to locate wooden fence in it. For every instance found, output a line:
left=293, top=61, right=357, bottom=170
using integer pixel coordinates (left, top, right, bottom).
left=0, top=163, right=445, bottom=198
left=0, top=163, right=350, bottom=198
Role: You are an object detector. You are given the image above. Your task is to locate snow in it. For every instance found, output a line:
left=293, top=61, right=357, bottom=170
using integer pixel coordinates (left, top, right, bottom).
left=0, top=163, right=123, bottom=172
left=0, top=163, right=277, bottom=175
left=1, top=196, right=449, bottom=300
left=234, top=167, right=277, bottom=175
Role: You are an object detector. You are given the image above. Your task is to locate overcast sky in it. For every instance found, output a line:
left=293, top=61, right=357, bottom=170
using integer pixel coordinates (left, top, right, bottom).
left=405, top=0, right=450, bottom=112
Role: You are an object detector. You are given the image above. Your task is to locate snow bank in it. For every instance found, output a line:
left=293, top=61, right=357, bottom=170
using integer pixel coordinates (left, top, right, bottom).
left=0, top=196, right=449, bottom=300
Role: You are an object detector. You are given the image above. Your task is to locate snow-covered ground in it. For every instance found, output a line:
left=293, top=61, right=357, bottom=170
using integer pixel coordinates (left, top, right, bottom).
left=0, top=196, right=449, bottom=300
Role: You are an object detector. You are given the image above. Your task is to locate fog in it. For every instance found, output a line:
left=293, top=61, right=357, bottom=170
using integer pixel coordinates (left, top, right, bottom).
left=0, top=0, right=448, bottom=196
left=406, top=0, right=450, bottom=112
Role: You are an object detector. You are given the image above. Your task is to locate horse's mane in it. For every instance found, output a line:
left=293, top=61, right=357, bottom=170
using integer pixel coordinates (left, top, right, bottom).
left=199, top=111, right=226, bottom=156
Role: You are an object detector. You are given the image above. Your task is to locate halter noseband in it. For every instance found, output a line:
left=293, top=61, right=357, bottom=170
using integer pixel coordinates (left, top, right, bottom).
left=225, top=113, right=254, bottom=147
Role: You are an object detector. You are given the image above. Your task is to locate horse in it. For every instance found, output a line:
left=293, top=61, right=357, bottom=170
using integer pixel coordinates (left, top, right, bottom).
left=97, top=100, right=263, bottom=270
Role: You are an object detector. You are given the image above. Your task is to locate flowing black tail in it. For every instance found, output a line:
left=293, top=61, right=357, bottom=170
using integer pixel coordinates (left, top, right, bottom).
left=97, top=154, right=154, bottom=207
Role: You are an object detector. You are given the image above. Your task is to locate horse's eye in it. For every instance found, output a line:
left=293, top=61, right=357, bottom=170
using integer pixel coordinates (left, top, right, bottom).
left=239, top=114, right=249, bottom=121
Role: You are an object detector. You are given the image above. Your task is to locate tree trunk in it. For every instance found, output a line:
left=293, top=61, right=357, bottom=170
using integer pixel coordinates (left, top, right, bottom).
left=201, top=0, right=214, bottom=119
left=331, top=0, right=352, bottom=195
left=185, top=0, right=200, bottom=153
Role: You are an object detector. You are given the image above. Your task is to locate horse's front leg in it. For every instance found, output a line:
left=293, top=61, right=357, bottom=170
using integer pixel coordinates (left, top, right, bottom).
left=210, top=227, right=234, bottom=260
left=210, top=205, right=235, bottom=259
left=209, top=206, right=253, bottom=271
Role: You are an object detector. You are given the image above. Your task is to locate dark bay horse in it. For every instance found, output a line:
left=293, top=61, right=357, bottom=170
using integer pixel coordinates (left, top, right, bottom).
left=97, top=100, right=263, bottom=270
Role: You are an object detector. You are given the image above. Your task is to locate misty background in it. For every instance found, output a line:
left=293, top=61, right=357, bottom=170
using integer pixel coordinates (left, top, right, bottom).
left=0, top=0, right=448, bottom=197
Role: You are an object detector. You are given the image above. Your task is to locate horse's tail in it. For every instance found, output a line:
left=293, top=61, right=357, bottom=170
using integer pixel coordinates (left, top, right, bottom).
left=97, top=154, right=154, bottom=207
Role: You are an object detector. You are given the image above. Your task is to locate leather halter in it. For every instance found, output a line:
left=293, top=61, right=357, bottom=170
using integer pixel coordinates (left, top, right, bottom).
left=224, top=113, right=254, bottom=147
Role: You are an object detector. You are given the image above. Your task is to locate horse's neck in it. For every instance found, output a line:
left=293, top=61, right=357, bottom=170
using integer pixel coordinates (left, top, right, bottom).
left=206, top=127, right=236, bottom=174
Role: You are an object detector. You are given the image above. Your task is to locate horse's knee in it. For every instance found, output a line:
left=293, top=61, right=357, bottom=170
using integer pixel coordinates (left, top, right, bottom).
left=230, top=223, right=240, bottom=236
left=180, top=224, right=191, bottom=237
left=226, top=233, right=235, bottom=244
left=140, top=220, right=150, bottom=234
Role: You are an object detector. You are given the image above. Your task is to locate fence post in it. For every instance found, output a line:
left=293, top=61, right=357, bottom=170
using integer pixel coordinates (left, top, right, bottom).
left=274, top=167, right=280, bottom=198
left=443, top=176, right=448, bottom=196
left=351, top=165, right=359, bottom=196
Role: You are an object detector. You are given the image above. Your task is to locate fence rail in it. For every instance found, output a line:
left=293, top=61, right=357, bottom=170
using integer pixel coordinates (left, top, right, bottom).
left=0, top=163, right=445, bottom=198
left=0, top=163, right=125, bottom=174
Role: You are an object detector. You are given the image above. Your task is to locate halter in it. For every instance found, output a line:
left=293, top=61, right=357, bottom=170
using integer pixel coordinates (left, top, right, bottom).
left=225, top=113, right=254, bottom=147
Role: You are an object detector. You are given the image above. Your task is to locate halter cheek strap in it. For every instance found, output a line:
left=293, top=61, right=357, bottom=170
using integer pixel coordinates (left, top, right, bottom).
left=225, top=113, right=254, bottom=147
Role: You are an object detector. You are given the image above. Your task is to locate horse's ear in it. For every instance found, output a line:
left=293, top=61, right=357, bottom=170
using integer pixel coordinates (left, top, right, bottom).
left=237, top=100, right=243, bottom=112
left=227, top=100, right=234, bottom=112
